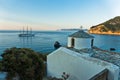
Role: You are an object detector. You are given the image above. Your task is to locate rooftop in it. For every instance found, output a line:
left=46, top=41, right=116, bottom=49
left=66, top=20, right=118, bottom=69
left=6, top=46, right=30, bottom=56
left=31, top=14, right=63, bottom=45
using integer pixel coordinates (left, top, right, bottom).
left=67, top=47, right=120, bottom=80
left=69, top=30, right=94, bottom=38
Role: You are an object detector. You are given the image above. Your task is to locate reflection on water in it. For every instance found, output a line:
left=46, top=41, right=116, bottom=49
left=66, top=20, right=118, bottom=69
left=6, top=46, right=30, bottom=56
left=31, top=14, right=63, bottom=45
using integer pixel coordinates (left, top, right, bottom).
left=19, top=37, right=33, bottom=48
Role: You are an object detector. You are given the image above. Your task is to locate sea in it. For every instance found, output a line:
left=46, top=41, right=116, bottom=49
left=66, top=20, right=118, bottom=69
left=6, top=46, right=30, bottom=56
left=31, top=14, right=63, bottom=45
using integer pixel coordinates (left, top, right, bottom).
left=0, top=30, right=120, bottom=55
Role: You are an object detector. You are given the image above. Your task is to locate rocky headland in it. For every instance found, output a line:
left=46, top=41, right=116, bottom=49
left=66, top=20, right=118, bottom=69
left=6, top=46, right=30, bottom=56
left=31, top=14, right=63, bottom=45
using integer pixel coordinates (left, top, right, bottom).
left=89, top=16, right=120, bottom=35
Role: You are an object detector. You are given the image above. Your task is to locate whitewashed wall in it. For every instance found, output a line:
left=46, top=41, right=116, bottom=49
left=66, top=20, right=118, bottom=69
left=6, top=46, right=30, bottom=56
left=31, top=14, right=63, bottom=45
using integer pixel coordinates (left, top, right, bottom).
left=68, top=37, right=72, bottom=47
left=74, top=38, right=92, bottom=49
left=68, top=37, right=92, bottom=49
left=47, top=47, right=119, bottom=80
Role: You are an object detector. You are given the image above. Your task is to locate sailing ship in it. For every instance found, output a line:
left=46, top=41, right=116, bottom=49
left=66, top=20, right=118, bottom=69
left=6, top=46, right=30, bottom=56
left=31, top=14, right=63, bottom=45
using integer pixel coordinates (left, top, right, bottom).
left=19, top=27, right=35, bottom=37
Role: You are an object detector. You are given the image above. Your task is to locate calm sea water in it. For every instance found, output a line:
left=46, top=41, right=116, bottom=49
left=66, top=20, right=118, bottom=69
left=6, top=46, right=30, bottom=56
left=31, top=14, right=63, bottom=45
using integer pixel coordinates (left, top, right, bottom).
left=0, top=30, right=120, bottom=55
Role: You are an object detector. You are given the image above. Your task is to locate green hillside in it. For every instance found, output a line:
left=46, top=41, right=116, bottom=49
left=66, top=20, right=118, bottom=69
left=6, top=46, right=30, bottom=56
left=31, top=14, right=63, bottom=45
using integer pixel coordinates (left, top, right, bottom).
left=90, top=16, right=120, bottom=33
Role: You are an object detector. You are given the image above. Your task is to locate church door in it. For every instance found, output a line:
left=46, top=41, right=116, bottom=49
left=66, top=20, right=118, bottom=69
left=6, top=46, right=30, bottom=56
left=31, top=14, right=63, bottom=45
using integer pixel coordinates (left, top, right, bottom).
left=91, top=39, right=94, bottom=48
left=71, top=38, right=75, bottom=47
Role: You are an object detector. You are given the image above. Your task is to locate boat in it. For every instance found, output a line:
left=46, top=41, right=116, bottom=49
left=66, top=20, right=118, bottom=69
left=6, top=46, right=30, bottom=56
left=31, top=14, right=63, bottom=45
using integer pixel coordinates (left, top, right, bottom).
left=110, top=48, right=116, bottom=51
left=19, top=33, right=34, bottom=37
left=19, top=27, right=35, bottom=37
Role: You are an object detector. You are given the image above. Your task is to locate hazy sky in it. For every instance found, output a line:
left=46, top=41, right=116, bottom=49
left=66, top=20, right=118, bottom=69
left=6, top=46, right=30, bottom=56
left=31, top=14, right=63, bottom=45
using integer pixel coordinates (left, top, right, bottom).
left=0, top=0, right=120, bottom=30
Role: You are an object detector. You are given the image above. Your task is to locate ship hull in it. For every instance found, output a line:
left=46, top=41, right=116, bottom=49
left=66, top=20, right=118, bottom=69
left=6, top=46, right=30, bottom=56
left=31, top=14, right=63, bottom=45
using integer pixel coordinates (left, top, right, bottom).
left=19, top=34, right=34, bottom=37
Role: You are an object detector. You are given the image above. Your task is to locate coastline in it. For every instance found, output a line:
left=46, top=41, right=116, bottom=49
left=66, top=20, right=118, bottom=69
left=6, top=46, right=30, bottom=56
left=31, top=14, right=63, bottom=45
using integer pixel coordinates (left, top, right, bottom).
left=89, top=31, right=120, bottom=35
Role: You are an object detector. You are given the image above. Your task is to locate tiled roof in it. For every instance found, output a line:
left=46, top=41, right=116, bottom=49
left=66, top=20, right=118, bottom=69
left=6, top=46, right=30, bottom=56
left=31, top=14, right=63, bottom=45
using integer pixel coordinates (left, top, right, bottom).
left=69, top=30, right=94, bottom=38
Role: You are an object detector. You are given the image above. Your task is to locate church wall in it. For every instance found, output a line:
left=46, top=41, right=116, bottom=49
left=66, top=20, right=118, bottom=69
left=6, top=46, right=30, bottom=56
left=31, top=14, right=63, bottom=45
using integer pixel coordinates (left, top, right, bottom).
left=68, top=37, right=93, bottom=49
left=74, top=38, right=92, bottom=49
left=68, top=37, right=72, bottom=47
left=47, top=47, right=119, bottom=80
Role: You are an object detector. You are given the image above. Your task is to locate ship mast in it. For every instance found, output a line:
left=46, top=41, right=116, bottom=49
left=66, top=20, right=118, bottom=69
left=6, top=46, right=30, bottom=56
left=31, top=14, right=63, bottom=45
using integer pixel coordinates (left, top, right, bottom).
left=23, top=27, right=25, bottom=34
left=30, top=27, right=32, bottom=34
left=27, top=26, right=28, bottom=34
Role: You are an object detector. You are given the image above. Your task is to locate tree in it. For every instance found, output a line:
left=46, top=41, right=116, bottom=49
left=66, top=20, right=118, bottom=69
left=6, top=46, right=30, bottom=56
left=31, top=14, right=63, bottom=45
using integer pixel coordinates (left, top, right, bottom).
left=1, top=47, right=45, bottom=80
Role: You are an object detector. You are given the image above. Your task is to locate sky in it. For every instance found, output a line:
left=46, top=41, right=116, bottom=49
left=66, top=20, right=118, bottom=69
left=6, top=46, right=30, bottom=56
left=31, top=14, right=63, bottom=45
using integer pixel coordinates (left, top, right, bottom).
left=0, top=0, right=120, bottom=30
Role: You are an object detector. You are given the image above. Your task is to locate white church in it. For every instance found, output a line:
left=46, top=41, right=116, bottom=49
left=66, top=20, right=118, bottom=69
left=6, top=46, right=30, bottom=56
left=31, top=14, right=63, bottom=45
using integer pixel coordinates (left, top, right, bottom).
left=47, top=30, right=119, bottom=80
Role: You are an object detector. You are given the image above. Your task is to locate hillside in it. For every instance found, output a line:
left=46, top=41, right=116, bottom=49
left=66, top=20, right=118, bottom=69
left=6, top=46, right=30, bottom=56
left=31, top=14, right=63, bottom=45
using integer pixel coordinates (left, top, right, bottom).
left=89, top=16, right=120, bottom=35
